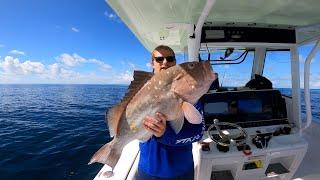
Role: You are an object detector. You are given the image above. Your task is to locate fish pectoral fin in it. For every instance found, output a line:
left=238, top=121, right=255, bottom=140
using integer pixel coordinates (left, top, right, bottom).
left=169, top=116, right=184, bottom=134
left=182, top=101, right=202, bottom=124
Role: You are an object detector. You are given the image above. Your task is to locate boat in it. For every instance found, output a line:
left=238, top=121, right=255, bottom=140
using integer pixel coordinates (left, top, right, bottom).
left=94, top=0, right=320, bottom=179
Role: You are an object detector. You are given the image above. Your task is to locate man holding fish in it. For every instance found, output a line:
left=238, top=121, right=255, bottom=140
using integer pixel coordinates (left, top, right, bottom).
left=138, top=45, right=208, bottom=180
left=89, top=45, right=215, bottom=180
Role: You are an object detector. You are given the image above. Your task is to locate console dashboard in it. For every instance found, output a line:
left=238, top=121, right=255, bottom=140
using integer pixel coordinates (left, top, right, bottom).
left=196, top=89, right=307, bottom=180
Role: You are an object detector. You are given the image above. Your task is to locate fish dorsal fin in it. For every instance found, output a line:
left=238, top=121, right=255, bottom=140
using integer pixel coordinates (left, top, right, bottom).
left=122, top=70, right=153, bottom=102
left=106, top=70, right=153, bottom=137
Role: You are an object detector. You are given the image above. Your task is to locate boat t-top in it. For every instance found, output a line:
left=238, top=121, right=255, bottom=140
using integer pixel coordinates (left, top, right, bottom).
left=94, top=0, right=320, bottom=179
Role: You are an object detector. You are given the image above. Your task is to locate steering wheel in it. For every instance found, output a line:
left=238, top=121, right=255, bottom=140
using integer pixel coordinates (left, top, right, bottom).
left=207, top=119, right=248, bottom=146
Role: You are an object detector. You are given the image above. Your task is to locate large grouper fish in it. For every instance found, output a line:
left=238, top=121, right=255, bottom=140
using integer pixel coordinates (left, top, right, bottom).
left=89, top=60, right=215, bottom=170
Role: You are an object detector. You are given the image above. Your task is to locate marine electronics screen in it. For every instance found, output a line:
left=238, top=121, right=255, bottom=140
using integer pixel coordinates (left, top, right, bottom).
left=238, top=99, right=262, bottom=113
left=204, top=99, right=266, bottom=121
left=201, top=90, right=288, bottom=128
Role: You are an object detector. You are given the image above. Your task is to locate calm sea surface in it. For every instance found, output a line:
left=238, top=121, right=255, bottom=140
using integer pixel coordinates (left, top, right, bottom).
left=0, top=85, right=319, bottom=180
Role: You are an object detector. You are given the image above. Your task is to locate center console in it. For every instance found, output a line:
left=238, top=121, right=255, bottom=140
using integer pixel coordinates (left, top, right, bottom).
left=196, top=90, right=308, bottom=180
left=196, top=127, right=307, bottom=180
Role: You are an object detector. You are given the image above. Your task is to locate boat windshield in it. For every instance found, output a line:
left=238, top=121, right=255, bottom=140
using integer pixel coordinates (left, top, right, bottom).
left=200, top=48, right=254, bottom=88
left=263, top=50, right=292, bottom=96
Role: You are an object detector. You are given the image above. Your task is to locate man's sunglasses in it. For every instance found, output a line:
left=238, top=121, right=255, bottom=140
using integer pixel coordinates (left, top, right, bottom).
left=154, top=56, right=176, bottom=63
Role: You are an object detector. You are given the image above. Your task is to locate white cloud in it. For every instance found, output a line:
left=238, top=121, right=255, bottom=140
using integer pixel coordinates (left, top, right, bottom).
left=269, top=76, right=292, bottom=88
left=9, top=50, right=25, bottom=56
left=57, top=53, right=111, bottom=71
left=121, top=61, right=143, bottom=71
left=0, top=56, right=45, bottom=75
left=0, top=55, right=115, bottom=84
left=71, top=27, right=80, bottom=32
left=47, top=63, right=61, bottom=78
left=87, top=59, right=112, bottom=71
left=221, top=75, right=248, bottom=87
left=43, top=63, right=91, bottom=81
left=104, top=11, right=120, bottom=22
left=146, top=62, right=152, bottom=69
left=108, top=14, right=116, bottom=19
left=21, top=61, right=46, bottom=74
left=110, top=61, right=146, bottom=84
left=57, top=53, right=85, bottom=66
left=119, top=70, right=133, bottom=82
left=104, top=11, right=116, bottom=19
left=128, top=62, right=137, bottom=69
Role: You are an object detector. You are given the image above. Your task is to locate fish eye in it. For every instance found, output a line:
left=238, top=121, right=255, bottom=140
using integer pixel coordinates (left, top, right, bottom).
left=188, top=63, right=195, bottom=69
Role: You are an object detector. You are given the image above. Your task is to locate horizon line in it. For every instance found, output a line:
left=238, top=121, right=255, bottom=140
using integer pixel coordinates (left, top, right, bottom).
left=0, top=84, right=319, bottom=90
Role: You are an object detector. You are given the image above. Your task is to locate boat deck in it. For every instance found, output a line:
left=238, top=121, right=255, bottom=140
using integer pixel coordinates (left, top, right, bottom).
left=293, top=121, right=320, bottom=180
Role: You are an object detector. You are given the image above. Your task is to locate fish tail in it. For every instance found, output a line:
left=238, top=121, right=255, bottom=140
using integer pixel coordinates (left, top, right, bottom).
left=88, top=139, right=120, bottom=169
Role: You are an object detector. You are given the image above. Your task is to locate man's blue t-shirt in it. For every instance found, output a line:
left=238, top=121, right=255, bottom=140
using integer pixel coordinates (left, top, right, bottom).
left=138, top=103, right=204, bottom=178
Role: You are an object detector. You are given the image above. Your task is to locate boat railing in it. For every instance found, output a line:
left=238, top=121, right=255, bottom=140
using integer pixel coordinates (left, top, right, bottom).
left=302, top=40, right=320, bottom=130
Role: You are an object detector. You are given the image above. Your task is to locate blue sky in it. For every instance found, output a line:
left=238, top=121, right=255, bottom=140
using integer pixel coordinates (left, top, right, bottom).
left=0, top=0, right=319, bottom=88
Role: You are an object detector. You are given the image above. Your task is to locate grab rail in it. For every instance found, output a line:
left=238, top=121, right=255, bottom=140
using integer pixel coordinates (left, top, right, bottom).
left=303, top=40, right=320, bottom=130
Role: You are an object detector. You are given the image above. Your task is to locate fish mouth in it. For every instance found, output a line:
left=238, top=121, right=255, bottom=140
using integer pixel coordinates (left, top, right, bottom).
left=160, top=66, right=170, bottom=71
left=202, top=60, right=216, bottom=81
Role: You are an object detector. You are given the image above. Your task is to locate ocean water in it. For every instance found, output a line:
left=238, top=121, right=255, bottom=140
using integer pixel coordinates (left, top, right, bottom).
left=0, top=85, right=319, bottom=180
left=0, top=85, right=127, bottom=180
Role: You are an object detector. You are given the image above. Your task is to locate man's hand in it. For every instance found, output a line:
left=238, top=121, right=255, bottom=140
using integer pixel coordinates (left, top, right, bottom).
left=143, top=112, right=167, bottom=137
